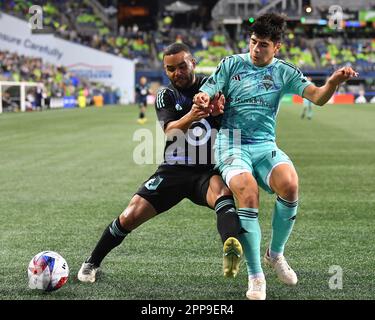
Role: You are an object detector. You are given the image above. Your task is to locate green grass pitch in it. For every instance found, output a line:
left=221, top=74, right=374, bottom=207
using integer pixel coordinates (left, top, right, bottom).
left=0, top=103, right=374, bottom=300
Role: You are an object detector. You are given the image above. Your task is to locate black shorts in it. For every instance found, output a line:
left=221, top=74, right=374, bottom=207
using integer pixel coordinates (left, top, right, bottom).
left=137, top=97, right=147, bottom=107
left=135, top=165, right=219, bottom=214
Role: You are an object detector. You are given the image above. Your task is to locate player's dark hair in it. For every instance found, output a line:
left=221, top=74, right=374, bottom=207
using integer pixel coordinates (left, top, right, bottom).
left=163, top=42, right=192, bottom=58
left=250, top=13, right=286, bottom=43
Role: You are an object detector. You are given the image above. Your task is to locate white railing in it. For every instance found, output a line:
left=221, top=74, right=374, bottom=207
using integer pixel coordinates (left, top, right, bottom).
left=0, top=81, right=44, bottom=114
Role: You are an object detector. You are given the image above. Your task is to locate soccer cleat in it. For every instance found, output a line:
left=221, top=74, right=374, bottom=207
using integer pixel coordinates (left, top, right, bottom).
left=77, top=262, right=99, bottom=283
left=264, top=250, right=298, bottom=285
left=223, top=237, right=243, bottom=278
left=246, top=277, right=266, bottom=300
left=137, top=118, right=148, bottom=124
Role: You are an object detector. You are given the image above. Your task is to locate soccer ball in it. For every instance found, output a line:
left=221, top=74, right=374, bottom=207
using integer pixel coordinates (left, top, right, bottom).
left=27, top=251, right=69, bottom=292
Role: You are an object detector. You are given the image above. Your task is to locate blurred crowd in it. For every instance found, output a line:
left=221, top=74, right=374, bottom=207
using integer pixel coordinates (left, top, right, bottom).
left=1, top=0, right=374, bottom=108
left=0, top=0, right=152, bottom=67
left=0, top=50, right=83, bottom=98
left=1, top=0, right=374, bottom=72
left=0, top=50, right=119, bottom=111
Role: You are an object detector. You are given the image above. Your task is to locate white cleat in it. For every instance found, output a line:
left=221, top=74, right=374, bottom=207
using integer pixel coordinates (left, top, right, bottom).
left=77, top=262, right=99, bottom=283
left=246, top=277, right=266, bottom=300
left=264, top=251, right=297, bottom=286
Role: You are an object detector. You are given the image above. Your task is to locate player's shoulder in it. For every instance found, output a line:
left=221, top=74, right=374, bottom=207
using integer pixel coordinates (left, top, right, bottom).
left=156, top=86, right=174, bottom=97
left=215, top=54, right=246, bottom=76
left=219, top=54, right=245, bottom=65
left=155, top=86, right=174, bottom=108
left=274, top=58, right=302, bottom=73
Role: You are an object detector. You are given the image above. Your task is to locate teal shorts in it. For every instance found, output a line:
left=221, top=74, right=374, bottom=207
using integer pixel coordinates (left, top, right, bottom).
left=214, top=136, right=293, bottom=194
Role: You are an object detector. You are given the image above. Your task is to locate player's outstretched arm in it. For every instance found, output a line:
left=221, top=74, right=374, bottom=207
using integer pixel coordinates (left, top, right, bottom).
left=303, top=66, right=358, bottom=106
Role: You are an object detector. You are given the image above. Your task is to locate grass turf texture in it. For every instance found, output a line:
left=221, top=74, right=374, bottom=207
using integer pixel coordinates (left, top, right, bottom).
left=0, top=103, right=374, bottom=300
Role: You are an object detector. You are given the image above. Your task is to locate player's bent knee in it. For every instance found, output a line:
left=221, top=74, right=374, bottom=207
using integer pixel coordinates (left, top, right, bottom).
left=231, top=184, right=258, bottom=207
left=209, top=175, right=232, bottom=199
left=238, top=192, right=258, bottom=208
left=276, top=180, right=299, bottom=200
left=287, top=180, right=299, bottom=195
left=228, top=174, right=258, bottom=207
left=119, top=195, right=157, bottom=230
left=270, top=164, right=299, bottom=198
left=215, top=185, right=232, bottom=199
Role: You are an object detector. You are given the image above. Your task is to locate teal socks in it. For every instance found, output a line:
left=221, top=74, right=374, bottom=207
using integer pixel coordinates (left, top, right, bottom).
left=238, top=208, right=263, bottom=275
left=270, top=196, right=298, bottom=254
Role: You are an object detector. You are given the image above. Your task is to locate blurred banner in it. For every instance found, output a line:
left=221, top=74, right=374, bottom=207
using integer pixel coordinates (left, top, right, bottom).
left=0, top=13, right=135, bottom=103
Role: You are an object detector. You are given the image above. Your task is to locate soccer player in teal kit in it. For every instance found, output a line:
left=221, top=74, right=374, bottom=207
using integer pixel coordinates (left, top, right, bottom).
left=194, top=13, right=358, bottom=300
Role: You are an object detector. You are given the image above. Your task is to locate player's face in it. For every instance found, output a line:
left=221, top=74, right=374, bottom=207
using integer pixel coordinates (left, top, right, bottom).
left=140, top=77, right=147, bottom=85
left=249, top=35, right=281, bottom=67
left=163, top=51, right=196, bottom=89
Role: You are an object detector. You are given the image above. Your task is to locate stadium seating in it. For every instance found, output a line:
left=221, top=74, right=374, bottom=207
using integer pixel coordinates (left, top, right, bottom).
left=0, top=49, right=117, bottom=109
left=1, top=0, right=374, bottom=97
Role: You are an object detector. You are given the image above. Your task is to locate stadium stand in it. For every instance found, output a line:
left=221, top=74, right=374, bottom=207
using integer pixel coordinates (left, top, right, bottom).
left=1, top=0, right=374, bottom=110
left=0, top=49, right=117, bottom=111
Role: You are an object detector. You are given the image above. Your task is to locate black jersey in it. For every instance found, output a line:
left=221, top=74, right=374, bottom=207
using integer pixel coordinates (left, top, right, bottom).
left=155, top=75, right=220, bottom=168
left=135, top=83, right=150, bottom=99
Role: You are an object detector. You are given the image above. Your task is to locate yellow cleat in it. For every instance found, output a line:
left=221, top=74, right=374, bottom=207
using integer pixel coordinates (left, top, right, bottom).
left=137, top=118, right=148, bottom=124
left=223, top=237, right=243, bottom=278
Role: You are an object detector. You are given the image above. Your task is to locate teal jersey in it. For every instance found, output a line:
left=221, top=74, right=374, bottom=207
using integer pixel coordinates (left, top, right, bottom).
left=199, top=54, right=312, bottom=143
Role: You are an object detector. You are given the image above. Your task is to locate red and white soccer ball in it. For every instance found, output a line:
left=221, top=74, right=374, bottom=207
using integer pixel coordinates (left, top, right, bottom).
left=28, top=251, right=69, bottom=292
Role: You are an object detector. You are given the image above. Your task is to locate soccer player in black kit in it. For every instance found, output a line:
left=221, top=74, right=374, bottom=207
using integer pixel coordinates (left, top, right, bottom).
left=78, top=43, right=242, bottom=284
left=135, top=76, right=150, bottom=124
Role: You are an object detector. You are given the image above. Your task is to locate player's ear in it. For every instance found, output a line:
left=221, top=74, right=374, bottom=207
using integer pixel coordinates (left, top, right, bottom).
left=275, top=42, right=281, bottom=54
left=188, top=55, right=196, bottom=67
